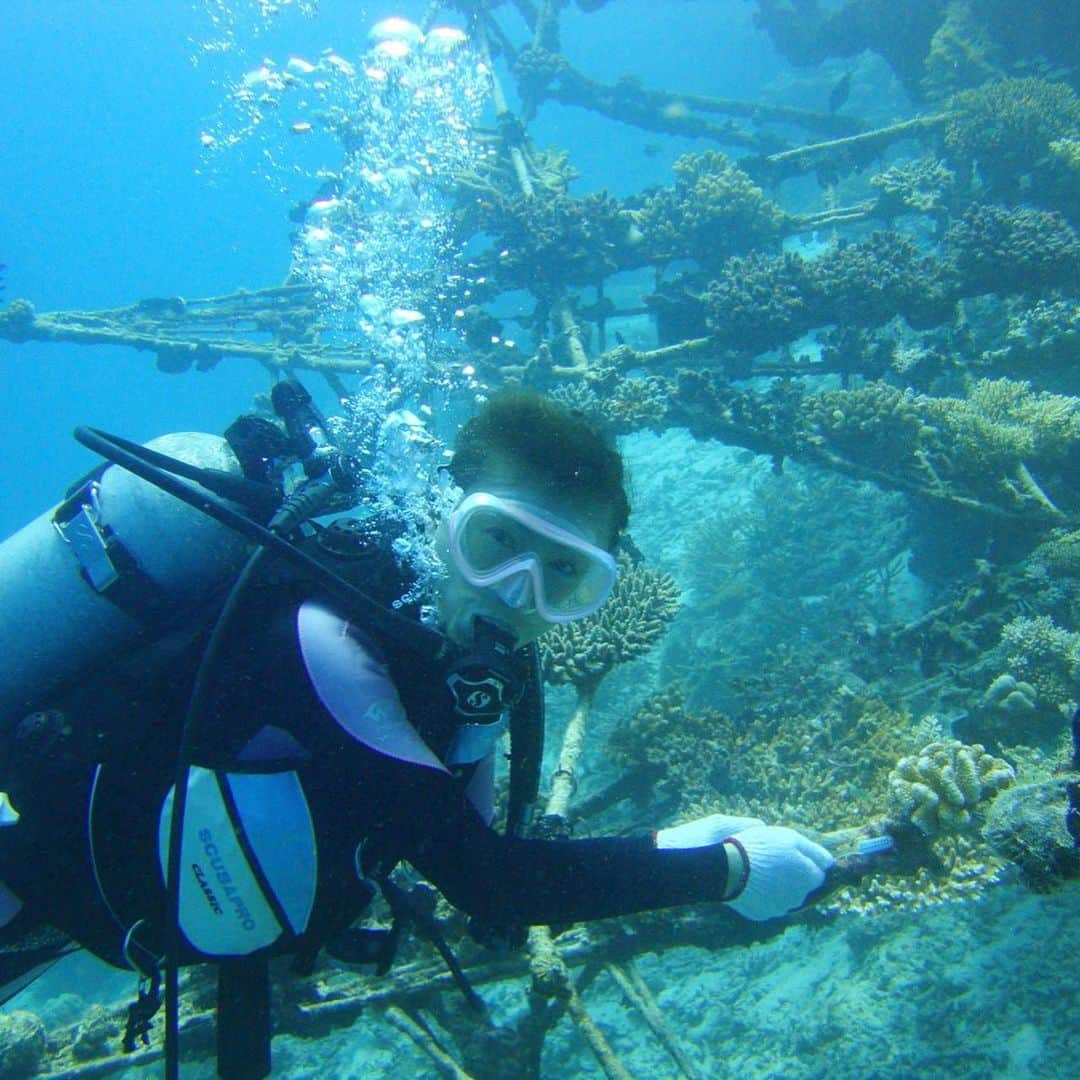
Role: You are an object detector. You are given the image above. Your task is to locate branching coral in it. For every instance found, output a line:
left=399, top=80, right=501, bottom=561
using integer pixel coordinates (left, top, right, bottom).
left=702, top=232, right=956, bottom=353
left=813, top=231, right=955, bottom=328
left=800, top=383, right=929, bottom=472
left=541, top=554, right=680, bottom=694
left=982, top=294, right=1080, bottom=382
left=870, top=157, right=955, bottom=218
left=998, top=614, right=1080, bottom=715
left=1030, top=528, right=1080, bottom=580
left=702, top=250, right=816, bottom=353
left=468, top=189, right=634, bottom=290
left=919, top=377, right=1080, bottom=483
left=611, top=681, right=924, bottom=831
left=944, top=77, right=1080, bottom=197
left=636, top=150, right=786, bottom=269
left=825, top=833, right=1008, bottom=916
left=887, top=738, right=1015, bottom=834
left=551, top=369, right=670, bottom=433
left=944, top=204, right=1080, bottom=296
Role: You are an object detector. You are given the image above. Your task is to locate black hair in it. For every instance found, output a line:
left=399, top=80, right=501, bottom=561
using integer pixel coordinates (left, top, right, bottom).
left=449, top=390, right=630, bottom=546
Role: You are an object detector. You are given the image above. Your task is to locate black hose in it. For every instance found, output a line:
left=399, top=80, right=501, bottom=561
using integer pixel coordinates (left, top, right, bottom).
left=163, top=546, right=266, bottom=1080
left=73, top=427, right=446, bottom=660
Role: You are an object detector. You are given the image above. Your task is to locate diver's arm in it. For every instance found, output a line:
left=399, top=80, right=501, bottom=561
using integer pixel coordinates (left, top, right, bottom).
left=399, top=782, right=832, bottom=925
left=383, top=765, right=737, bottom=924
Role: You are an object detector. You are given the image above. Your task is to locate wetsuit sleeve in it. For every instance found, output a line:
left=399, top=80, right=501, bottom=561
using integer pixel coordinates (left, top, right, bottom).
left=396, top=780, right=730, bottom=925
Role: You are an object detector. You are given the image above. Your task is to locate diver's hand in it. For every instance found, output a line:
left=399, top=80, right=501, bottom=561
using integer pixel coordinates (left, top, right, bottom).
left=722, top=824, right=834, bottom=921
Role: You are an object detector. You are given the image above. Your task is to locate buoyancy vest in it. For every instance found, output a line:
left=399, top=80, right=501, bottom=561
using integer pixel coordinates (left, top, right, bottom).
left=6, top=518, right=542, bottom=967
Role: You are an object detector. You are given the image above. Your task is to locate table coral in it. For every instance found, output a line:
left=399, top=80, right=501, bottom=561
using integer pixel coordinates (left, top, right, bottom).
left=909, top=378, right=1080, bottom=516
left=887, top=738, right=1015, bottom=834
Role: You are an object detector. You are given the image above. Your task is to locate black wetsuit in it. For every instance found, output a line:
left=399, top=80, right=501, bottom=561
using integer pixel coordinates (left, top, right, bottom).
left=0, top=538, right=730, bottom=970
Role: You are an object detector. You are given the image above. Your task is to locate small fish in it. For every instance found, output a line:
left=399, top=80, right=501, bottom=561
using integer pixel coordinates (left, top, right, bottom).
left=829, top=71, right=852, bottom=114
left=642, top=142, right=662, bottom=158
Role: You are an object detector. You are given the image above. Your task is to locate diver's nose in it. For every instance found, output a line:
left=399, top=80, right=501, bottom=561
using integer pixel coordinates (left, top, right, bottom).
left=494, top=570, right=535, bottom=611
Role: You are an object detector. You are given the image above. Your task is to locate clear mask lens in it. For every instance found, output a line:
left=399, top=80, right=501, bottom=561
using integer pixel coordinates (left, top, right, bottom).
left=448, top=493, right=617, bottom=623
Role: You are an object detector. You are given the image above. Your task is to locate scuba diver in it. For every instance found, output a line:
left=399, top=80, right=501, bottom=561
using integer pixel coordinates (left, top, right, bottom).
left=0, top=386, right=832, bottom=1076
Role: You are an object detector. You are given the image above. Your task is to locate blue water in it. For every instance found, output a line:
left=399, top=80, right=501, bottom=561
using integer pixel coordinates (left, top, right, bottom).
left=0, top=0, right=776, bottom=536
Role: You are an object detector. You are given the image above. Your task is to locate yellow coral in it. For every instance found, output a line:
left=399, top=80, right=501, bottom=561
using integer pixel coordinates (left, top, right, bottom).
left=888, top=739, right=1015, bottom=835
left=541, top=554, right=680, bottom=692
left=825, top=833, right=1007, bottom=916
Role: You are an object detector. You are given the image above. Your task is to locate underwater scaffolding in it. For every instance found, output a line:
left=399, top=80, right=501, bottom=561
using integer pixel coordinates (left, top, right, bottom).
left=0, top=287, right=374, bottom=380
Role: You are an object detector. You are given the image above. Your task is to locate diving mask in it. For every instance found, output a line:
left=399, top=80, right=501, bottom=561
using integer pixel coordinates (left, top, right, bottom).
left=447, top=492, right=617, bottom=623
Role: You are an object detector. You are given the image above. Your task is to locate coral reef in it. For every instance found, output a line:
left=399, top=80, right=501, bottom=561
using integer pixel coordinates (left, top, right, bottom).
left=607, top=684, right=727, bottom=813
left=869, top=156, right=955, bottom=219
left=610, top=680, right=924, bottom=831
left=825, top=831, right=1008, bottom=916
left=944, top=77, right=1080, bottom=202
left=919, top=0, right=1002, bottom=101
left=71, top=1004, right=121, bottom=1062
left=944, top=204, right=1080, bottom=296
left=887, top=738, right=1015, bottom=833
left=0, top=1009, right=46, bottom=1079
left=541, top=554, right=680, bottom=693
left=998, top=614, right=1080, bottom=716
left=982, top=777, right=1080, bottom=887
left=635, top=150, right=786, bottom=268
left=471, top=189, right=636, bottom=290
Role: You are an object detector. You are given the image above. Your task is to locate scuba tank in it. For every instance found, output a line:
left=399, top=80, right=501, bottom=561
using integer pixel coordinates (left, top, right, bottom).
left=0, top=379, right=546, bottom=1080
left=0, top=433, right=253, bottom=728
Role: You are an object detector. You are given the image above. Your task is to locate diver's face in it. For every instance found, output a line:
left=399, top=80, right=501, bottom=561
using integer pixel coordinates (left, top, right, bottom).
left=435, top=459, right=617, bottom=649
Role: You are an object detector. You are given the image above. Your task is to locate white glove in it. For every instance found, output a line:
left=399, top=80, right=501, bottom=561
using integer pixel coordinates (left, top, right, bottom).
left=655, top=814, right=764, bottom=850
left=724, top=824, right=834, bottom=922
